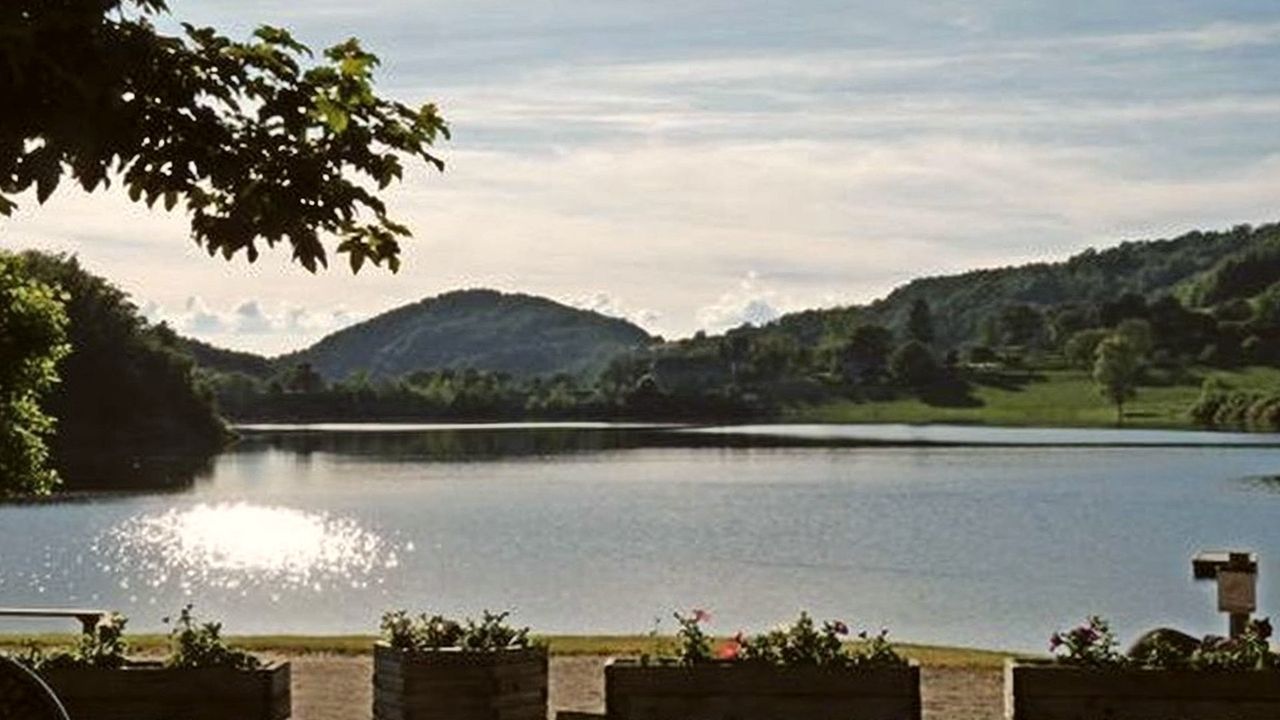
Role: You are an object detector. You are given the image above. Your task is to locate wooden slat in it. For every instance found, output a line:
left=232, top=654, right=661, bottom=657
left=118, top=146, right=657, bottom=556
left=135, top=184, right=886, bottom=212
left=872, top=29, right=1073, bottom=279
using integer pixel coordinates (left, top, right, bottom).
left=605, top=662, right=920, bottom=720
left=41, top=663, right=290, bottom=720
left=606, top=661, right=919, bottom=695
left=1007, top=660, right=1280, bottom=720
left=375, top=647, right=547, bottom=720
left=1010, top=661, right=1280, bottom=699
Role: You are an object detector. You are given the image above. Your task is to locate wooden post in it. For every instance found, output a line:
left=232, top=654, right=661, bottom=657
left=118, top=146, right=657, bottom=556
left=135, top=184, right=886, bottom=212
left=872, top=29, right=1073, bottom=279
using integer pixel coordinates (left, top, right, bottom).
left=1224, top=552, right=1256, bottom=639
left=1192, top=550, right=1258, bottom=639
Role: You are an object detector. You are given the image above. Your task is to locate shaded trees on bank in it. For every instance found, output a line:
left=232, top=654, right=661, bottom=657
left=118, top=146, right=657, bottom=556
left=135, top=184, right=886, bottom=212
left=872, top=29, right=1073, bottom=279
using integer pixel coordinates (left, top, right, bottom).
left=0, top=253, right=68, bottom=495
left=17, top=253, right=228, bottom=480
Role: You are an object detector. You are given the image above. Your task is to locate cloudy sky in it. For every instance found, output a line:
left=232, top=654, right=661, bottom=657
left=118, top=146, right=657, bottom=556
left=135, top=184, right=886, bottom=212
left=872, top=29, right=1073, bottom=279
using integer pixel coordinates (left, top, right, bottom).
left=4, top=1, right=1280, bottom=354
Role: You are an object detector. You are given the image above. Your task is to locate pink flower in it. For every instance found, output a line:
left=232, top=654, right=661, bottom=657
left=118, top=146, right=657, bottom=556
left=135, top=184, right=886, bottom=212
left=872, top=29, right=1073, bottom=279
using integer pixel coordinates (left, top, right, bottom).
left=717, top=640, right=741, bottom=660
left=692, top=608, right=711, bottom=624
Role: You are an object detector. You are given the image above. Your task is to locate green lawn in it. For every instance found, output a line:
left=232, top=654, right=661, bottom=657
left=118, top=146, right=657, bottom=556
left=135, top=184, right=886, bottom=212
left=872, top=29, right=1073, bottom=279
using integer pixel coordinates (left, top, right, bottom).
left=786, top=366, right=1280, bottom=429
left=0, top=634, right=1014, bottom=668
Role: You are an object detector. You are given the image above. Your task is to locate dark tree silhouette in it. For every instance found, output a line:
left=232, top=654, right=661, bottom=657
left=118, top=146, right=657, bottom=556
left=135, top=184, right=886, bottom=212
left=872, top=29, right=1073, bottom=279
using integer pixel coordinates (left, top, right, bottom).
left=1, top=0, right=448, bottom=272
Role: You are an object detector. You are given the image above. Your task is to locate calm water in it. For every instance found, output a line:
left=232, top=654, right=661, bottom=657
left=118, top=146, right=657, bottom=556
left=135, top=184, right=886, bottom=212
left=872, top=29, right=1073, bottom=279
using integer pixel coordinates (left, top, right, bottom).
left=3, top=423, right=1280, bottom=653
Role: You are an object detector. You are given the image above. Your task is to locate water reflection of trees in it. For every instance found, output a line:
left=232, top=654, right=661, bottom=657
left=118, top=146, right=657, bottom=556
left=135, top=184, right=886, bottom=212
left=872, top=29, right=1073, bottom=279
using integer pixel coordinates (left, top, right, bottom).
left=54, top=450, right=216, bottom=493
left=1239, top=474, right=1280, bottom=493
left=232, top=426, right=915, bottom=463
left=239, top=428, right=655, bottom=461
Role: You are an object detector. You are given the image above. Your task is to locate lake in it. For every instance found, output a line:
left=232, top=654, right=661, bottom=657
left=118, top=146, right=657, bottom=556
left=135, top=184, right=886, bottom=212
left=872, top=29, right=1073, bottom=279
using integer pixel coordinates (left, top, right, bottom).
left=3, top=423, right=1280, bottom=653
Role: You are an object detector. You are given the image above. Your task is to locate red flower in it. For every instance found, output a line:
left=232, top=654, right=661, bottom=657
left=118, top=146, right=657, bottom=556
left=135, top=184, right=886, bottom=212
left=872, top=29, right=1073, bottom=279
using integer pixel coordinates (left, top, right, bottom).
left=717, top=640, right=741, bottom=660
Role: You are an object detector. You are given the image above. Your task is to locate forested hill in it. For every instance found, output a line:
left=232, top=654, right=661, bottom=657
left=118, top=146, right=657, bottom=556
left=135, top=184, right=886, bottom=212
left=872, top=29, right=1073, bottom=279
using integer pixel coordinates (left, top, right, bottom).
left=785, top=223, right=1280, bottom=347
left=280, top=289, right=655, bottom=380
left=180, top=336, right=277, bottom=378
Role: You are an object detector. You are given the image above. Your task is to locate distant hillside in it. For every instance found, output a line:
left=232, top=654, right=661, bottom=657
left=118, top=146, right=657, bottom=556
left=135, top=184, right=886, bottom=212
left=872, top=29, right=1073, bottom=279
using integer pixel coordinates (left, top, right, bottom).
left=180, top=336, right=277, bottom=378
left=280, top=289, right=655, bottom=380
left=773, top=222, right=1279, bottom=348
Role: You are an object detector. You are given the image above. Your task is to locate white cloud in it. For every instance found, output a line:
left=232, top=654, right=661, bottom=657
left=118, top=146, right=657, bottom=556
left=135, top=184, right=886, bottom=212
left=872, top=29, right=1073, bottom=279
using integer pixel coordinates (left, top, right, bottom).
left=183, top=296, right=225, bottom=334
left=568, top=291, right=662, bottom=329
left=147, top=297, right=361, bottom=355
left=1077, top=20, right=1280, bottom=52
left=696, top=272, right=784, bottom=333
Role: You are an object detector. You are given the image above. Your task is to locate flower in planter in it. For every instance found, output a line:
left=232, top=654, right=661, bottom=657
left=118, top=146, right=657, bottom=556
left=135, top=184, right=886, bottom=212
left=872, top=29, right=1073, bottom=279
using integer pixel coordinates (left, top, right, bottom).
left=1188, top=619, right=1277, bottom=671
left=1051, top=615, right=1280, bottom=671
left=717, top=633, right=744, bottom=660
left=1049, top=615, right=1123, bottom=667
left=163, top=604, right=261, bottom=670
left=379, top=609, right=534, bottom=653
left=673, top=609, right=714, bottom=665
left=664, top=609, right=906, bottom=668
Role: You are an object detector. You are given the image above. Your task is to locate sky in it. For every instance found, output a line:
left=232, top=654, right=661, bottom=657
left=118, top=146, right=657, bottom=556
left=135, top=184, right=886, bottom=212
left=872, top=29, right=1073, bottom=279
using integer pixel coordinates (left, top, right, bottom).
left=4, top=0, right=1280, bottom=354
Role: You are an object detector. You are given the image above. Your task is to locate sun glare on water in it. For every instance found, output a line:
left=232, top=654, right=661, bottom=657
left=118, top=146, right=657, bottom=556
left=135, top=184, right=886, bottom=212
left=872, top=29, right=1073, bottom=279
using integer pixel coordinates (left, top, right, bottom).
left=98, top=502, right=401, bottom=594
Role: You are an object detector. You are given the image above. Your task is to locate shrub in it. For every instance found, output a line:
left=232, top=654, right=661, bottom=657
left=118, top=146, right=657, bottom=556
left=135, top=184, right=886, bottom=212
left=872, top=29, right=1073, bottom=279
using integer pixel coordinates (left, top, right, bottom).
left=164, top=605, right=261, bottom=670
left=379, top=609, right=532, bottom=653
left=9, top=606, right=262, bottom=672
left=667, top=609, right=905, bottom=669
left=12, top=613, right=129, bottom=671
left=1050, top=616, right=1277, bottom=670
left=1063, top=329, right=1110, bottom=369
left=1049, top=616, right=1124, bottom=668
left=889, top=341, right=938, bottom=387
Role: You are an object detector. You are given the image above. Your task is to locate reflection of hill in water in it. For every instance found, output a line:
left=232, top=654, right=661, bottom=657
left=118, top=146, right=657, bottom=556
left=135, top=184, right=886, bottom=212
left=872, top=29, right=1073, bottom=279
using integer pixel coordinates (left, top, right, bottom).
left=1238, top=474, right=1280, bottom=494
left=237, top=428, right=657, bottom=461
left=233, top=425, right=969, bottom=463
left=50, top=450, right=216, bottom=496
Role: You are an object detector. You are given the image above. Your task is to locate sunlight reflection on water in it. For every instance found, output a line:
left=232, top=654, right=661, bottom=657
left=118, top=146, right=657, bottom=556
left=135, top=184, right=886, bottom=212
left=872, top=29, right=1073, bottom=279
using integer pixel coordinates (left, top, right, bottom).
left=95, top=502, right=401, bottom=596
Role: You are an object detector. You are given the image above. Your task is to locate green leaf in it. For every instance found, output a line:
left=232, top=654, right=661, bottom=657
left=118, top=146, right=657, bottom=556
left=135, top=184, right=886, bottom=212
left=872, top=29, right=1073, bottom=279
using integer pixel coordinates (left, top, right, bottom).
left=314, top=96, right=349, bottom=133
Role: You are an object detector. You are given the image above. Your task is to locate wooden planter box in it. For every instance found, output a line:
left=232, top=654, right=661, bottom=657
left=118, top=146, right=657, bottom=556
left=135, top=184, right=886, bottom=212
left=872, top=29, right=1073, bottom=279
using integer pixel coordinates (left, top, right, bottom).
left=1006, top=658, right=1280, bottom=719
left=373, top=643, right=548, bottom=720
left=605, top=658, right=921, bottom=720
left=40, top=661, right=290, bottom=720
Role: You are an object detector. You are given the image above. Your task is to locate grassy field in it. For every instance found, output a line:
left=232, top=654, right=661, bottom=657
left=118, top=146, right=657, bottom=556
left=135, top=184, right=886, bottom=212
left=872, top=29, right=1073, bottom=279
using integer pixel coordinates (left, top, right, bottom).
left=786, top=366, right=1280, bottom=429
left=0, top=634, right=1015, bottom=669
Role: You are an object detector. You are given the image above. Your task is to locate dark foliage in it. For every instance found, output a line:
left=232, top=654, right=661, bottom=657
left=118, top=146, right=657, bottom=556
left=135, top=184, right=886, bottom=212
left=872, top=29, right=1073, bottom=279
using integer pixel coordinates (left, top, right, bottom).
left=1, top=0, right=446, bottom=272
left=15, top=252, right=228, bottom=476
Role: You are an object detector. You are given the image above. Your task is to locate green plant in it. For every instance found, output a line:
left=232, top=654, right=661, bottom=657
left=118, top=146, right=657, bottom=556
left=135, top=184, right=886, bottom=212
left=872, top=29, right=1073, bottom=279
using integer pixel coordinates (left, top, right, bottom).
left=0, top=253, right=70, bottom=496
left=1049, top=616, right=1124, bottom=667
left=1052, top=616, right=1278, bottom=671
left=672, top=609, right=714, bottom=665
left=856, top=628, right=906, bottom=668
left=737, top=613, right=846, bottom=667
left=164, top=605, right=261, bottom=670
left=7, top=613, right=130, bottom=670
left=461, top=611, right=532, bottom=651
left=667, top=609, right=905, bottom=669
left=1187, top=619, right=1275, bottom=671
left=379, top=609, right=532, bottom=653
